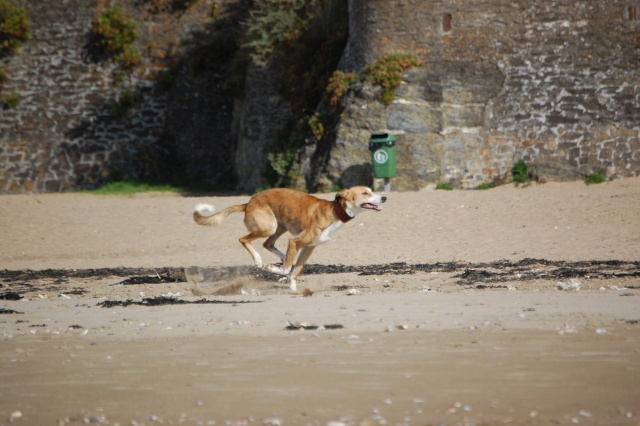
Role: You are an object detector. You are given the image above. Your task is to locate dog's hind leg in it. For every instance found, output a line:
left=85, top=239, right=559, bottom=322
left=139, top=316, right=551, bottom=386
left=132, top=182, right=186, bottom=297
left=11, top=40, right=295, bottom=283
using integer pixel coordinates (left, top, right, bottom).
left=239, top=230, right=271, bottom=268
left=241, top=209, right=279, bottom=269
left=263, top=224, right=287, bottom=262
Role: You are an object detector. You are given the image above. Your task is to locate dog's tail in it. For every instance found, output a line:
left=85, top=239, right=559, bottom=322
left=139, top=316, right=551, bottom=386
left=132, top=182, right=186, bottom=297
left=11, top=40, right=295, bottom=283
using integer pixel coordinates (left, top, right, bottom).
left=193, top=203, right=246, bottom=227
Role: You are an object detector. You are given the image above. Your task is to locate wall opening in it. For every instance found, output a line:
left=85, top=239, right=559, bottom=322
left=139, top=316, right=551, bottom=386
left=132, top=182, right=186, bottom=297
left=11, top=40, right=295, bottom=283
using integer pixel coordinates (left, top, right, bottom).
left=443, top=13, right=452, bottom=32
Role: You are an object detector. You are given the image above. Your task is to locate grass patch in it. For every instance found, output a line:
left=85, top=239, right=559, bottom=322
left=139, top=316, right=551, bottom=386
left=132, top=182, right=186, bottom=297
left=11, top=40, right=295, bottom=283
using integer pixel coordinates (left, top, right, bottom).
left=585, top=171, right=605, bottom=185
left=87, top=179, right=215, bottom=195
left=89, top=181, right=183, bottom=195
left=436, top=182, right=454, bottom=191
left=88, top=179, right=227, bottom=195
left=473, top=182, right=496, bottom=190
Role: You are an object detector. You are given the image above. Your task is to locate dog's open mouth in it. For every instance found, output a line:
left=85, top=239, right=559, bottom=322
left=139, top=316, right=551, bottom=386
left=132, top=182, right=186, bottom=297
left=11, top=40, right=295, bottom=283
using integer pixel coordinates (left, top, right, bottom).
left=360, top=203, right=382, bottom=211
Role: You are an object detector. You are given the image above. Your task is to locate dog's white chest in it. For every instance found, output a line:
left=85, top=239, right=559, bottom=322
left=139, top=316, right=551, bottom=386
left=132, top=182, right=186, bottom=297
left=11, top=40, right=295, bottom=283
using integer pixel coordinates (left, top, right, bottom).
left=310, top=221, right=344, bottom=247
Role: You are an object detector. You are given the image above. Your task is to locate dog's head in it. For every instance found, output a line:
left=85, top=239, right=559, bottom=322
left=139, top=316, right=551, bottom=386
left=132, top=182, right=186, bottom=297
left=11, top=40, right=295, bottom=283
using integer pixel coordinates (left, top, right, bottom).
left=335, top=186, right=387, bottom=216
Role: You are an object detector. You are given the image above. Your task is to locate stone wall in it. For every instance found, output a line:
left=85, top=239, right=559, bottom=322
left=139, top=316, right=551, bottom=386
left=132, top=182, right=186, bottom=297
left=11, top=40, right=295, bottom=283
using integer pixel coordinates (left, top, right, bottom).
left=0, top=0, right=156, bottom=192
left=301, top=0, right=640, bottom=190
left=0, top=0, right=233, bottom=193
left=1, top=0, right=639, bottom=193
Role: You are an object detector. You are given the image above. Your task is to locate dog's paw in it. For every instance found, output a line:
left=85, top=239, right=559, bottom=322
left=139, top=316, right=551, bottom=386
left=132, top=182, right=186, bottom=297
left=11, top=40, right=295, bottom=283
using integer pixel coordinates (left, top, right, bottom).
left=264, top=264, right=287, bottom=275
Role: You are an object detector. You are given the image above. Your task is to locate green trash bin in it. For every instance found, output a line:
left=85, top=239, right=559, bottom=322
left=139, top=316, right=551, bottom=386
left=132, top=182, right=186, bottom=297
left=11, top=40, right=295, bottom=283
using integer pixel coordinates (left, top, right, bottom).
left=369, top=132, right=397, bottom=179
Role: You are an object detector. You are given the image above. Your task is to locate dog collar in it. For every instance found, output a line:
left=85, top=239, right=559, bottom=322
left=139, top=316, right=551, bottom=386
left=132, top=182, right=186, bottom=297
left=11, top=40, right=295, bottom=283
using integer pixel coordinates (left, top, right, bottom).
left=333, top=200, right=353, bottom=223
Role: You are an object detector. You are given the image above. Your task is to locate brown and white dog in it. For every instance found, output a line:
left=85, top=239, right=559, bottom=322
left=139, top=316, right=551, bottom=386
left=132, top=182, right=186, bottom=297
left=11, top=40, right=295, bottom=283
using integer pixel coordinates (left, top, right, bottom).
left=193, top=186, right=386, bottom=291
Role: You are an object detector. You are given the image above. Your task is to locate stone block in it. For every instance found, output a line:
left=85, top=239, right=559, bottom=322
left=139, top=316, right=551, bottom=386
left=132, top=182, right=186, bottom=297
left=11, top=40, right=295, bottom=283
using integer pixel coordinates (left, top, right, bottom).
left=441, top=104, right=485, bottom=129
left=387, top=102, right=441, bottom=133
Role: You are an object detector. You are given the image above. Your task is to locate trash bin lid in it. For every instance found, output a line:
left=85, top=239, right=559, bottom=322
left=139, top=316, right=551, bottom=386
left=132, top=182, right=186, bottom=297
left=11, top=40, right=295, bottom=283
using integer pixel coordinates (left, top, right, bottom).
left=370, top=132, right=396, bottom=141
left=369, top=132, right=396, bottom=149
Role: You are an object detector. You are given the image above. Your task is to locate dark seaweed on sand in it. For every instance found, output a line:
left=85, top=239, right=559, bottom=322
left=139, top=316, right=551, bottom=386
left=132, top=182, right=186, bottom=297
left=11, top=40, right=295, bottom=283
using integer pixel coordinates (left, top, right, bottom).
left=97, top=296, right=262, bottom=308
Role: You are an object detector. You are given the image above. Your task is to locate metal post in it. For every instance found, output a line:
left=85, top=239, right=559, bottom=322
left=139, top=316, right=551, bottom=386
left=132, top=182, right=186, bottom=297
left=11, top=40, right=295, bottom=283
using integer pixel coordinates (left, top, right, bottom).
left=384, top=178, right=391, bottom=193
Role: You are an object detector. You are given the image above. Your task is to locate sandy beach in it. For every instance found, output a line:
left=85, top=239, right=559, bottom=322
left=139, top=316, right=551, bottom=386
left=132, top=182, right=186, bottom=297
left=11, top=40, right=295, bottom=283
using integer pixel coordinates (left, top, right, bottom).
left=1, top=178, right=639, bottom=425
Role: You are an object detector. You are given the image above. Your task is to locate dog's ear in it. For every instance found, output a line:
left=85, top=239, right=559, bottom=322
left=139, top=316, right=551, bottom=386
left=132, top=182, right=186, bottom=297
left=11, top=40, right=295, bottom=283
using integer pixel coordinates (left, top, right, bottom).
left=335, top=188, right=352, bottom=205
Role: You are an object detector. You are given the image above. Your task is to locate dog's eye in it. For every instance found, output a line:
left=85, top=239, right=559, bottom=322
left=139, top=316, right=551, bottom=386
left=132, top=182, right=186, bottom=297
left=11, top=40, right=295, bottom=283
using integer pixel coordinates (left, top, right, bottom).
left=362, top=191, right=368, bottom=196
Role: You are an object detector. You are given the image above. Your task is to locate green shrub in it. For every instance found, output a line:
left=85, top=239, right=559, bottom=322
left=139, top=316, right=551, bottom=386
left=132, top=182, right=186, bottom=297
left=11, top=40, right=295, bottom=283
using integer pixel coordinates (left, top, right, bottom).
left=277, top=0, right=348, bottom=113
left=307, top=112, right=326, bottom=141
left=267, top=151, right=294, bottom=180
left=241, top=0, right=300, bottom=68
left=240, top=0, right=348, bottom=109
left=585, top=170, right=605, bottom=185
left=92, top=6, right=140, bottom=68
left=512, top=160, right=531, bottom=185
left=0, top=1, right=31, bottom=53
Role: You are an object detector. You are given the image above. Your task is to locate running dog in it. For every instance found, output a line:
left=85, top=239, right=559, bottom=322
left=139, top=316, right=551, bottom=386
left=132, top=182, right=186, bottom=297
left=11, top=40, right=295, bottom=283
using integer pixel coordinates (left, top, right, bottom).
left=193, top=186, right=386, bottom=291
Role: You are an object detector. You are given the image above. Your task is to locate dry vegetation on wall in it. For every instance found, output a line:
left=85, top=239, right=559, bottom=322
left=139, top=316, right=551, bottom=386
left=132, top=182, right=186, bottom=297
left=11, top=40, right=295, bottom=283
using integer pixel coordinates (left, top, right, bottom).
left=0, top=0, right=31, bottom=108
left=326, top=53, right=424, bottom=106
left=78, top=0, right=351, bottom=189
left=90, top=6, right=141, bottom=69
left=239, top=0, right=350, bottom=188
left=0, top=0, right=31, bottom=53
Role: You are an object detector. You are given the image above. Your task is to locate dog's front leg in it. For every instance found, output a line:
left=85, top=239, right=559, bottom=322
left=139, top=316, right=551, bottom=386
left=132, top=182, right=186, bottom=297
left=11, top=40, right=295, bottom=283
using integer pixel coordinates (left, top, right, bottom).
left=288, top=246, right=315, bottom=292
left=264, top=236, right=299, bottom=276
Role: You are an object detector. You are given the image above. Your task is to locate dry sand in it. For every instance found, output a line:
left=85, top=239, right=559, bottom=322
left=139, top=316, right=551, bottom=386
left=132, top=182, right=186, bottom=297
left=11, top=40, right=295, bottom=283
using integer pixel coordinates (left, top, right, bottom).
left=1, top=178, right=639, bottom=425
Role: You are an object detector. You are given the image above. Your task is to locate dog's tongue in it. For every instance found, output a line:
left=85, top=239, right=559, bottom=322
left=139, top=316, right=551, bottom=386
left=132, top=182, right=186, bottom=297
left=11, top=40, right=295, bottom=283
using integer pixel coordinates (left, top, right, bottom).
left=361, top=203, right=381, bottom=211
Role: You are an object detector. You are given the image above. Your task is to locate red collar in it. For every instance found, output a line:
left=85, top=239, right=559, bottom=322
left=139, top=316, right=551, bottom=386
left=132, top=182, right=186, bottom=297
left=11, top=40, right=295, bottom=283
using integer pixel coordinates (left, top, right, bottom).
left=333, top=200, right=353, bottom=223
